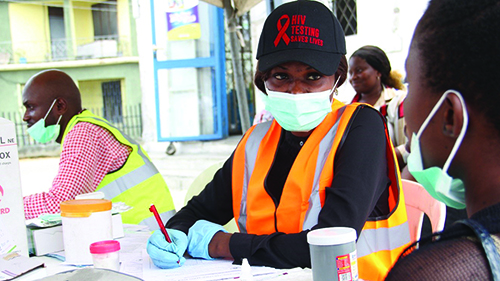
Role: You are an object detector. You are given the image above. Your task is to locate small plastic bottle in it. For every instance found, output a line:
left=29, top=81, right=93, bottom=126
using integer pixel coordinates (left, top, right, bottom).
left=240, top=258, right=254, bottom=280
left=89, top=240, right=121, bottom=271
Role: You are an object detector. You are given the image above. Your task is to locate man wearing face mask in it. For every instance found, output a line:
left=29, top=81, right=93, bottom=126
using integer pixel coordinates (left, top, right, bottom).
left=22, top=69, right=175, bottom=230
left=147, top=1, right=410, bottom=280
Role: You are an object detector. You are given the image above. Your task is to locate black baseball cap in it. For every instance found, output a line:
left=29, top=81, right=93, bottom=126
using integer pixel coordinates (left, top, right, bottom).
left=256, top=0, right=346, bottom=76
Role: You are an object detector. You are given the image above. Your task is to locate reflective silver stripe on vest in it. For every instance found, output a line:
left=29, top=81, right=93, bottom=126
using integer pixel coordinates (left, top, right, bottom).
left=237, top=116, right=343, bottom=233
left=81, top=116, right=161, bottom=199
left=140, top=209, right=176, bottom=231
left=99, top=160, right=160, bottom=199
left=356, top=221, right=411, bottom=258
left=302, top=119, right=341, bottom=230
left=238, top=122, right=273, bottom=233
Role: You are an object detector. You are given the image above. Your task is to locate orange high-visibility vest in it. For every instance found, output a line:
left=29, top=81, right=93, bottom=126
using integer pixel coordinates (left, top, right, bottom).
left=232, top=101, right=410, bottom=281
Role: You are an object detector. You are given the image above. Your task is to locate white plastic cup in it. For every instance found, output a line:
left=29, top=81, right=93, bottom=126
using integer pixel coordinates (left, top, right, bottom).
left=90, top=240, right=121, bottom=271
left=307, top=227, right=358, bottom=281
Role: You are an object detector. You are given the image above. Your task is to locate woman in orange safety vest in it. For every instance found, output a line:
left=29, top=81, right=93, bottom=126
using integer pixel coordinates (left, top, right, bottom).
left=147, top=1, right=410, bottom=280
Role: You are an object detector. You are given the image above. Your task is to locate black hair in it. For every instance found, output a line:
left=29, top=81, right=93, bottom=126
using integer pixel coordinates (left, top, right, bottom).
left=350, top=45, right=404, bottom=90
left=413, top=0, right=500, bottom=132
left=254, top=55, right=348, bottom=94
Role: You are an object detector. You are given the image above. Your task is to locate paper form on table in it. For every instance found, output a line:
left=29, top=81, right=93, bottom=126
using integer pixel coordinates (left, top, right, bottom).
left=142, top=250, right=286, bottom=281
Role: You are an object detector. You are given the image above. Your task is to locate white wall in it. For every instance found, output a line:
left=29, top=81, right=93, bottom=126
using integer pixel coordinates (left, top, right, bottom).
left=135, top=0, right=159, bottom=146
left=339, top=0, right=429, bottom=102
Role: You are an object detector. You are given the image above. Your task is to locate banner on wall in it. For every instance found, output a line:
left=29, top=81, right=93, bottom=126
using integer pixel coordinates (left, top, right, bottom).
left=166, top=0, right=201, bottom=41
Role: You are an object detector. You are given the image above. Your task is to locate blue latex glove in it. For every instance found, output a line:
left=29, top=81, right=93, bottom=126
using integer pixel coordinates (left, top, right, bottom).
left=147, top=229, right=187, bottom=269
left=187, top=220, right=227, bottom=260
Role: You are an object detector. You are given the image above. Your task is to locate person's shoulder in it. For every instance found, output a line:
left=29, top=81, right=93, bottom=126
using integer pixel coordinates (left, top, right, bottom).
left=387, top=235, right=491, bottom=280
left=66, top=121, right=111, bottom=143
left=386, top=87, right=407, bottom=104
left=348, top=103, right=385, bottom=124
left=71, top=121, right=106, bottom=133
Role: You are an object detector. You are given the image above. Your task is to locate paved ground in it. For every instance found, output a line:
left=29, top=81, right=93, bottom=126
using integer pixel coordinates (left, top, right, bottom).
left=18, top=135, right=241, bottom=211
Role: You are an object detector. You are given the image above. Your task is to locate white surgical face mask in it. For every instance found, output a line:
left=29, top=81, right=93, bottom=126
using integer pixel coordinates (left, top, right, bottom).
left=407, top=89, right=468, bottom=209
left=261, top=76, right=340, bottom=132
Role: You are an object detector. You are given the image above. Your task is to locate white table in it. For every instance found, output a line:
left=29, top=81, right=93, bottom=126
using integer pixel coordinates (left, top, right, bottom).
left=16, top=226, right=312, bottom=281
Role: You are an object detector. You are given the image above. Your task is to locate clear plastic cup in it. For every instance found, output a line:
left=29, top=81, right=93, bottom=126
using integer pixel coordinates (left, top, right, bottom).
left=89, top=240, right=121, bottom=271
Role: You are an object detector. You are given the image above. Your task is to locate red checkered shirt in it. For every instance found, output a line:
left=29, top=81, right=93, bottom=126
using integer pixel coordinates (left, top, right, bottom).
left=23, top=122, right=131, bottom=219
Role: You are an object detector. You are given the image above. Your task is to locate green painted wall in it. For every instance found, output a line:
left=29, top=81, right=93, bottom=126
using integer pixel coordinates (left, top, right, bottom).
left=0, top=2, right=12, bottom=44
left=0, top=70, right=36, bottom=114
left=0, top=63, right=141, bottom=116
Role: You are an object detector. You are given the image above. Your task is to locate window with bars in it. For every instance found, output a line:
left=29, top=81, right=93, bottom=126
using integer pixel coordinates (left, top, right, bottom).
left=92, top=0, right=118, bottom=38
left=333, top=0, right=357, bottom=36
left=102, top=81, right=123, bottom=123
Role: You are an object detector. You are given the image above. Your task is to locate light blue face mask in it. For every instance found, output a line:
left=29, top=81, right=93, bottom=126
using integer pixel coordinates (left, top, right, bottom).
left=262, top=76, right=340, bottom=132
left=407, top=90, right=468, bottom=209
left=27, top=99, right=62, bottom=143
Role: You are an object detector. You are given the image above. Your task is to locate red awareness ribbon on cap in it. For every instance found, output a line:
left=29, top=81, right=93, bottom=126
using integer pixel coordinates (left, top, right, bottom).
left=274, top=14, right=290, bottom=47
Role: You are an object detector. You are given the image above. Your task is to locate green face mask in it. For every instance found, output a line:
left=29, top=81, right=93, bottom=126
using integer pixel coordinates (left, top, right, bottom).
left=262, top=77, right=340, bottom=132
left=27, top=99, right=62, bottom=143
left=407, top=90, right=468, bottom=209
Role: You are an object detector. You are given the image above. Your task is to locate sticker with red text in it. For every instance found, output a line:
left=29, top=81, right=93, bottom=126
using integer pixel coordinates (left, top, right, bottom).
left=336, top=251, right=356, bottom=281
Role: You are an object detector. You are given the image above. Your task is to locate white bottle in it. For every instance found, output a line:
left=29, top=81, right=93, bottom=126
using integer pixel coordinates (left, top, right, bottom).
left=240, top=258, right=254, bottom=281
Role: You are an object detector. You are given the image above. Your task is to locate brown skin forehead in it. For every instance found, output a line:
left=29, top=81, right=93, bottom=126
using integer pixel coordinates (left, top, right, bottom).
left=348, top=56, right=378, bottom=74
left=24, top=70, right=77, bottom=96
left=23, top=76, right=55, bottom=106
left=22, top=70, right=81, bottom=108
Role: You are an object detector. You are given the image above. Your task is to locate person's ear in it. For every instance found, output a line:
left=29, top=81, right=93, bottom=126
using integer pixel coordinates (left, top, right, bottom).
left=54, top=98, right=68, bottom=115
left=442, top=93, right=465, bottom=138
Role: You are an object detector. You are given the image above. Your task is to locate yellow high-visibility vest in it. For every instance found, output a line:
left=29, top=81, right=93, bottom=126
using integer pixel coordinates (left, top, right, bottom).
left=62, top=110, right=175, bottom=229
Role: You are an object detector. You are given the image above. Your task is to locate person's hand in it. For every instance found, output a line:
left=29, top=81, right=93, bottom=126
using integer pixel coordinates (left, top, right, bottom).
left=187, top=220, right=227, bottom=259
left=147, top=229, right=187, bottom=269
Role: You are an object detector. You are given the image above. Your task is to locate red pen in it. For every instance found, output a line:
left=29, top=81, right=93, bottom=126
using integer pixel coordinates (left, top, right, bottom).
left=149, top=204, right=172, bottom=243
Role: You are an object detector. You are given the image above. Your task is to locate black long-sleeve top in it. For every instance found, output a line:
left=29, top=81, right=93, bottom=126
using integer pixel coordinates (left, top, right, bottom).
left=166, top=105, right=390, bottom=269
left=386, top=203, right=500, bottom=280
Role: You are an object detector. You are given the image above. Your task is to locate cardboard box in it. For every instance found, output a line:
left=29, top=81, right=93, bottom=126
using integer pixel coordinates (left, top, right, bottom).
left=0, top=118, right=29, bottom=257
left=27, top=225, right=64, bottom=256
